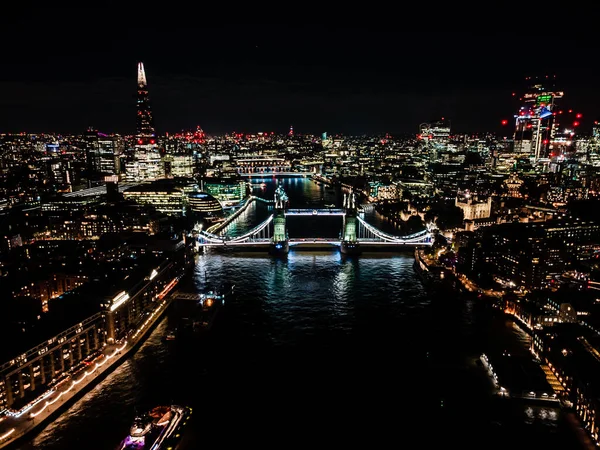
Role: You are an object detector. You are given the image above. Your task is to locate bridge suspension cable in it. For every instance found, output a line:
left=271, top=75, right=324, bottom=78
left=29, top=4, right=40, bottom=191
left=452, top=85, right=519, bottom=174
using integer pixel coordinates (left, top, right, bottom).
left=356, top=216, right=430, bottom=243
left=227, top=215, right=273, bottom=242
left=199, top=215, right=274, bottom=244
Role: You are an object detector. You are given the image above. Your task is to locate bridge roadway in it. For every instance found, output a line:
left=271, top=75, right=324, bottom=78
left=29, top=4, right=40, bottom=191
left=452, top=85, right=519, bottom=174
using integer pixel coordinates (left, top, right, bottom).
left=286, top=208, right=345, bottom=216
left=200, top=238, right=428, bottom=249
left=238, top=172, right=311, bottom=177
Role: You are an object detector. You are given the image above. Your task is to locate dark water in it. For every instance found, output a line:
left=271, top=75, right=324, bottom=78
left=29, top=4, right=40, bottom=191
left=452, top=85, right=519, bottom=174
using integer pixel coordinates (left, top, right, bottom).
left=22, top=178, right=587, bottom=449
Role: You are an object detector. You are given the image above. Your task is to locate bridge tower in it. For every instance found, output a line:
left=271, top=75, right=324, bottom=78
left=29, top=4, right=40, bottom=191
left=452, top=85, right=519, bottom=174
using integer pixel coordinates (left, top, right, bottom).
left=341, top=190, right=361, bottom=255
left=270, top=183, right=289, bottom=255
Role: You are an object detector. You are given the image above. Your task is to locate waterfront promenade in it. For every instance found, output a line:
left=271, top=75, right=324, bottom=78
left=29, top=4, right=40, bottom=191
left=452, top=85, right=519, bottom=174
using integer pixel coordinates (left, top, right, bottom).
left=0, top=278, right=179, bottom=449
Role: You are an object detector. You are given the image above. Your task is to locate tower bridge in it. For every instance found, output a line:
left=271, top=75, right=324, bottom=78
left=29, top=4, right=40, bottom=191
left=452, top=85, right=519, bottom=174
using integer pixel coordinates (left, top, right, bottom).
left=196, top=186, right=433, bottom=254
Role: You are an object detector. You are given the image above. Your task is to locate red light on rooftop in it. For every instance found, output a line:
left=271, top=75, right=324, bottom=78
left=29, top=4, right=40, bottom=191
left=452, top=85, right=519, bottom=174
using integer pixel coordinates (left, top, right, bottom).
left=501, top=119, right=508, bottom=125
left=576, top=113, right=582, bottom=118
left=569, top=109, right=573, bottom=113
left=573, top=121, right=580, bottom=127
left=512, top=92, right=516, bottom=96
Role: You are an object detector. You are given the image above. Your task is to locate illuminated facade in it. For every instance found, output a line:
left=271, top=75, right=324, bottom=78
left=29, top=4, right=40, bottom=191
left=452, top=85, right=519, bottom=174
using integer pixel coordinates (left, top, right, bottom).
left=122, top=184, right=186, bottom=216
left=368, top=181, right=398, bottom=201
left=129, top=62, right=162, bottom=181
left=0, top=313, right=106, bottom=412
left=105, top=258, right=181, bottom=343
left=203, top=177, right=247, bottom=207
left=13, top=274, right=88, bottom=313
left=136, top=62, right=155, bottom=139
left=85, top=128, right=121, bottom=176
left=502, top=173, right=524, bottom=198
left=163, top=154, right=194, bottom=178
left=513, top=76, right=563, bottom=159
left=270, top=184, right=289, bottom=254
left=234, top=157, right=291, bottom=174
left=455, top=190, right=492, bottom=220
left=187, top=192, right=223, bottom=216
left=340, top=191, right=360, bottom=255
left=0, top=245, right=187, bottom=414
left=419, top=119, right=450, bottom=149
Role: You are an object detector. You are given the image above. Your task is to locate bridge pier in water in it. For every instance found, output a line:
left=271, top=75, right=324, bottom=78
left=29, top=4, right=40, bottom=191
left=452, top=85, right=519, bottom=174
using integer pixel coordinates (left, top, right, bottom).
left=340, top=191, right=361, bottom=255
left=270, top=184, right=289, bottom=256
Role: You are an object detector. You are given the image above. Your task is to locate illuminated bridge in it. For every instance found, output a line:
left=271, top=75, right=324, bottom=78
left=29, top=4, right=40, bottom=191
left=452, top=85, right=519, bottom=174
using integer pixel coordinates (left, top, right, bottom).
left=234, top=156, right=321, bottom=177
left=196, top=187, right=433, bottom=254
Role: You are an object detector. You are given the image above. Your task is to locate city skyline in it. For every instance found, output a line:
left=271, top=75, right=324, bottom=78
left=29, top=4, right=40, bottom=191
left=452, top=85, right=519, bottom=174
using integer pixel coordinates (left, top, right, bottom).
left=1, top=21, right=598, bottom=136
left=5, top=8, right=600, bottom=449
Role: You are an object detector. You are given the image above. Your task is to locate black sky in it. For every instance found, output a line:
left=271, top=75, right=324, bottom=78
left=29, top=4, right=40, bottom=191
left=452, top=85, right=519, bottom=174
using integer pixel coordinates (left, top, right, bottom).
left=1, top=11, right=599, bottom=136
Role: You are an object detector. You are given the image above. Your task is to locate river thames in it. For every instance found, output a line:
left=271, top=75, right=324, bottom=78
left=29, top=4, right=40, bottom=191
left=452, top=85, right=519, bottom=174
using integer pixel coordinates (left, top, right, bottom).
left=20, top=177, right=588, bottom=449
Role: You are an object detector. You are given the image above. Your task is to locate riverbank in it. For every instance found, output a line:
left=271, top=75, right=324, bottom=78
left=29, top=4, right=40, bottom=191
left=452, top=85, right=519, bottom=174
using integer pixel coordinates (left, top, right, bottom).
left=413, top=249, right=595, bottom=449
left=0, top=278, right=181, bottom=449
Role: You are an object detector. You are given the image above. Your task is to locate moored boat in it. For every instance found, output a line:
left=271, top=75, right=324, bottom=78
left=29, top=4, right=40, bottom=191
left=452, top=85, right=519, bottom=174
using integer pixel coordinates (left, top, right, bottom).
left=117, top=405, right=192, bottom=450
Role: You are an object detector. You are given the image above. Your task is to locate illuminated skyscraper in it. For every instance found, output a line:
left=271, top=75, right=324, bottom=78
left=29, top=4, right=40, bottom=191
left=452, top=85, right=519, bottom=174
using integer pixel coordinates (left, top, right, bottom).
left=513, top=76, right=563, bottom=159
left=127, top=62, right=163, bottom=181
left=418, top=118, right=451, bottom=161
left=85, top=127, right=121, bottom=177
left=136, top=62, right=155, bottom=140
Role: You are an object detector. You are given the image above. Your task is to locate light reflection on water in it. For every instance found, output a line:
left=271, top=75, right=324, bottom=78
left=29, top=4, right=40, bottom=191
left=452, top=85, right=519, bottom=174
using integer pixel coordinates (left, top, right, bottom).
left=21, top=177, right=583, bottom=450
left=524, top=405, right=559, bottom=424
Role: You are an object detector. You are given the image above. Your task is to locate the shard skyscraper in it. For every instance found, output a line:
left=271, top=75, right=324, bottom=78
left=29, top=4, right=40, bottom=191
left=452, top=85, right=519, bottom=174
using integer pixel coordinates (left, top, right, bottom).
left=127, top=62, right=163, bottom=181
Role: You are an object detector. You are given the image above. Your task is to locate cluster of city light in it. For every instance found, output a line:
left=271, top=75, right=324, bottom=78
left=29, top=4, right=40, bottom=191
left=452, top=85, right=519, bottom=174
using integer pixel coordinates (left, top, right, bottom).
left=130, top=300, right=166, bottom=341
left=0, top=276, right=183, bottom=446
left=506, top=307, right=533, bottom=332
left=6, top=387, right=56, bottom=418
left=129, top=277, right=177, bottom=341
left=480, top=353, right=499, bottom=388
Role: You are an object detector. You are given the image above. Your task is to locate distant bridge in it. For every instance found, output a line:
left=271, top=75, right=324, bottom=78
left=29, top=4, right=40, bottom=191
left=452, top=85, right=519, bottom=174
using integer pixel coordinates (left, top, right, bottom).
left=286, top=208, right=345, bottom=216
left=238, top=172, right=312, bottom=177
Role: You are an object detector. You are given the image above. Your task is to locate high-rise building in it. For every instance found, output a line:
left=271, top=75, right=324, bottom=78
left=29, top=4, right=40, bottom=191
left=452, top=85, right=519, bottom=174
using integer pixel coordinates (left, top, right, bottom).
left=85, top=127, right=120, bottom=177
left=419, top=119, right=451, bottom=146
left=418, top=118, right=451, bottom=160
left=136, top=62, right=155, bottom=140
left=513, top=76, right=563, bottom=159
left=127, top=62, right=163, bottom=181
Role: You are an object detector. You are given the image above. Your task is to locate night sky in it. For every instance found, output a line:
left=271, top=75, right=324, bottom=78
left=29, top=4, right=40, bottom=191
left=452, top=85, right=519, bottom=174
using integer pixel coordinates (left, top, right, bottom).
left=1, top=12, right=598, bottom=136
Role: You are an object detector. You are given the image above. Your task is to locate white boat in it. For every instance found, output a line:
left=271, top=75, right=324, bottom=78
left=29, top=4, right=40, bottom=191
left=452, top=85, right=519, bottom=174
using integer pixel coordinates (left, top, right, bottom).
left=117, top=405, right=192, bottom=450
